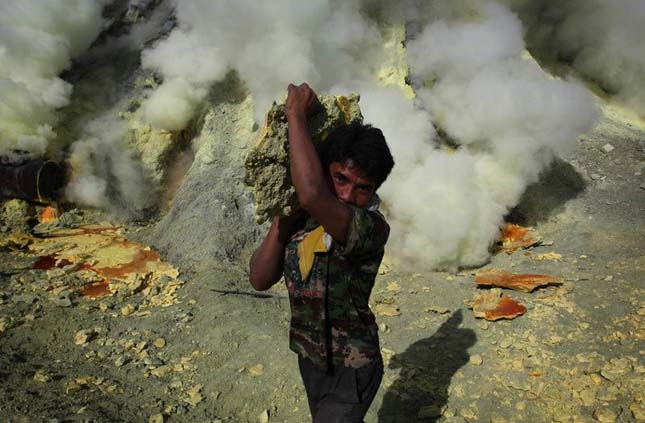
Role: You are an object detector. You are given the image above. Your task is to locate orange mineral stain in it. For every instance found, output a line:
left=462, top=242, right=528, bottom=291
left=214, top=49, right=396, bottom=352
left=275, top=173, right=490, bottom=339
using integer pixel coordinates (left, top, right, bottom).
left=472, top=290, right=527, bottom=321
left=475, top=268, right=563, bottom=292
left=39, top=205, right=59, bottom=223
left=80, top=280, right=110, bottom=298
left=95, top=242, right=160, bottom=279
left=483, top=296, right=527, bottom=321
left=33, top=255, right=71, bottom=270
left=499, top=224, right=539, bottom=253
left=47, top=225, right=121, bottom=238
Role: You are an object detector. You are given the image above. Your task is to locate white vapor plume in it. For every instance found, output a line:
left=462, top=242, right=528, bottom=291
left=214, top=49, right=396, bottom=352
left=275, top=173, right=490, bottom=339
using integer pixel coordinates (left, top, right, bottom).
left=66, top=113, right=150, bottom=213
left=141, top=0, right=600, bottom=269
left=365, top=1, right=598, bottom=269
left=20, top=0, right=599, bottom=269
left=140, top=0, right=382, bottom=129
left=0, top=0, right=109, bottom=157
left=550, top=0, right=645, bottom=114
left=502, top=0, right=645, bottom=115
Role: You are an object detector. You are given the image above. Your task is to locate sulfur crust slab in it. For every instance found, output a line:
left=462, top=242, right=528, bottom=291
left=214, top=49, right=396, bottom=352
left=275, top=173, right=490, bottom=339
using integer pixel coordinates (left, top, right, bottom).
left=244, top=94, right=363, bottom=224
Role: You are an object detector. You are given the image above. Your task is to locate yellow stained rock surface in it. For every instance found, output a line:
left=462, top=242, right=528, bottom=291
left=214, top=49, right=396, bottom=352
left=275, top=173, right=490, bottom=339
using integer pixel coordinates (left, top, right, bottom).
left=185, top=384, right=205, bottom=406
left=10, top=224, right=183, bottom=308
left=535, top=252, right=563, bottom=261
left=498, top=224, right=541, bottom=253
left=385, top=281, right=401, bottom=292
left=248, top=363, right=265, bottom=377
left=374, top=304, right=401, bottom=317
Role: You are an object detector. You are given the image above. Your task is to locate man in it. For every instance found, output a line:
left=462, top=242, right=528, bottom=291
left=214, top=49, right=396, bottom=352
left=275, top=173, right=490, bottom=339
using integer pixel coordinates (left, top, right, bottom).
left=249, top=83, right=394, bottom=422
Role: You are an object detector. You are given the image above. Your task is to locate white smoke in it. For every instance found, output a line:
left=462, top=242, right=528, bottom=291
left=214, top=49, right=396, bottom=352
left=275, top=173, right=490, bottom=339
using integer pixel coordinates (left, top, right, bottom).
left=365, top=1, right=598, bottom=269
left=4, top=0, right=607, bottom=268
left=140, top=0, right=383, bottom=129
left=139, top=0, right=600, bottom=269
left=0, top=0, right=109, bottom=157
left=502, top=0, right=645, bottom=115
left=65, top=113, right=150, bottom=213
left=553, top=0, right=645, bottom=114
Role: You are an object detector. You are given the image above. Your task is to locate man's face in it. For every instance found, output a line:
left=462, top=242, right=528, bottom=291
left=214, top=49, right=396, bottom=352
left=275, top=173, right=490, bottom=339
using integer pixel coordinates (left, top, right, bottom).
left=328, top=160, right=376, bottom=208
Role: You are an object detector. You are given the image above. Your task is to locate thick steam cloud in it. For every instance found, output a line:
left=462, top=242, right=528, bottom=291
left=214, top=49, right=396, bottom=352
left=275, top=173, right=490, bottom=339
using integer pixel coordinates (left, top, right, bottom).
left=0, top=0, right=108, bottom=158
left=142, top=0, right=599, bottom=269
left=140, top=0, right=383, bottom=129
left=1, top=0, right=611, bottom=270
left=369, top=1, right=598, bottom=269
left=504, top=0, right=645, bottom=115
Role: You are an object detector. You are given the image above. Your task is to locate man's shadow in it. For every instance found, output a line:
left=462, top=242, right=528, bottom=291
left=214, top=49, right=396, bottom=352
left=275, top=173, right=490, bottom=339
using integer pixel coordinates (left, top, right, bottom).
left=378, top=309, right=476, bottom=422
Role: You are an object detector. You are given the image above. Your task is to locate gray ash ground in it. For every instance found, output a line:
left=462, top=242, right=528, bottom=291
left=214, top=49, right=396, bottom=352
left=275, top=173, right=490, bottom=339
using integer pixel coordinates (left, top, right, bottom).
left=1, top=102, right=643, bottom=423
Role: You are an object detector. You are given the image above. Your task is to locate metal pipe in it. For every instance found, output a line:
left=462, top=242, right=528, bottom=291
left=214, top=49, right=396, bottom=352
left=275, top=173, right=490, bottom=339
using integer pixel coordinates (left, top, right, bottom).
left=0, top=160, right=66, bottom=203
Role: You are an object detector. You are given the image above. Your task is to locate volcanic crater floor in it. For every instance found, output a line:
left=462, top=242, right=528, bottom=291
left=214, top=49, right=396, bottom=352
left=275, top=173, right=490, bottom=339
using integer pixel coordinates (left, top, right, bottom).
left=1, top=104, right=644, bottom=423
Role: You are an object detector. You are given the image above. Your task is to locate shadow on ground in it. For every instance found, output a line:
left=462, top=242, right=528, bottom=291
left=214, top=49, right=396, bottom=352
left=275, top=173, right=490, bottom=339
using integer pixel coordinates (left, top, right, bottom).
left=507, top=158, right=586, bottom=226
left=378, top=310, right=476, bottom=422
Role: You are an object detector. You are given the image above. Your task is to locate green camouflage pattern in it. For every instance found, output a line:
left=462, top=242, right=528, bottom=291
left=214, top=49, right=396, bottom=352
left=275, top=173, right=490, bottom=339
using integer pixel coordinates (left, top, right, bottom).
left=284, top=205, right=389, bottom=371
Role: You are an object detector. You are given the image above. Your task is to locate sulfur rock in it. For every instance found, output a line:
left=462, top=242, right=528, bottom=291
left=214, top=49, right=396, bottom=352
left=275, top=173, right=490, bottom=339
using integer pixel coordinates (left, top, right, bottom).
left=245, top=94, right=363, bottom=223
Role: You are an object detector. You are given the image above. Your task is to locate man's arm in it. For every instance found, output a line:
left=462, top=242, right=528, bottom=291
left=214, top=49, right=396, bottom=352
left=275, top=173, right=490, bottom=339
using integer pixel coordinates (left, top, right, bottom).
left=286, top=83, right=352, bottom=244
left=249, top=214, right=301, bottom=291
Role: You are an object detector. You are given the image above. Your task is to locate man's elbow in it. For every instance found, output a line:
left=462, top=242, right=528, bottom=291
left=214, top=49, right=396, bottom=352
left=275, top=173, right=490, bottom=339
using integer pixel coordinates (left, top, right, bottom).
left=297, top=186, right=323, bottom=211
left=249, top=272, right=276, bottom=291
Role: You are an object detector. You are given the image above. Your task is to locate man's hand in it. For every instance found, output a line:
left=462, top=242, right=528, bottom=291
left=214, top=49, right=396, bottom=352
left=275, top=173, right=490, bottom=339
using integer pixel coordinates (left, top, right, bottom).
left=286, top=83, right=318, bottom=121
left=275, top=210, right=307, bottom=244
left=285, top=82, right=353, bottom=245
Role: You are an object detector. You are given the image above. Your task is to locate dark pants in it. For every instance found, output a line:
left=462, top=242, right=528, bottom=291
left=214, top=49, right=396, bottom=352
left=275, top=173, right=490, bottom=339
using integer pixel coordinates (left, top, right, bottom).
left=298, top=356, right=384, bottom=423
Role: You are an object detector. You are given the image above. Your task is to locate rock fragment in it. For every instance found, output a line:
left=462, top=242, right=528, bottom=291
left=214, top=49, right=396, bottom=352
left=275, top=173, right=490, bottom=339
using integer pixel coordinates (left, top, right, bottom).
left=258, top=409, right=270, bottom=423
left=248, top=363, right=265, bottom=377
left=244, top=94, right=363, bottom=223
left=498, top=224, right=541, bottom=253
left=0, top=316, right=14, bottom=333
left=424, top=306, right=450, bottom=314
left=185, top=384, right=204, bottom=406
left=534, top=252, right=562, bottom=261
left=33, top=369, right=52, bottom=383
left=600, top=358, right=631, bottom=381
left=601, top=143, right=615, bottom=153
left=385, top=281, right=400, bottom=292
left=149, top=414, right=165, bottom=423
left=630, top=402, right=645, bottom=420
left=470, top=289, right=526, bottom=321
left=469, top=355, right=483, bottom=366
left=74, top=329, right=97, bottom=346
left=593, top=407, right=618, bottom=422
left=475, top=269, right=563, bottom=292
left=374, top=304, right=401, bottom=317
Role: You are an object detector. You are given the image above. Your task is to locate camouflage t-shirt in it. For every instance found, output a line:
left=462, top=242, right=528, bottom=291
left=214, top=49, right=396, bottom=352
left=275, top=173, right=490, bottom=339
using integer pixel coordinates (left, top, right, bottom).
left=284, top=205, right=389, bottom=372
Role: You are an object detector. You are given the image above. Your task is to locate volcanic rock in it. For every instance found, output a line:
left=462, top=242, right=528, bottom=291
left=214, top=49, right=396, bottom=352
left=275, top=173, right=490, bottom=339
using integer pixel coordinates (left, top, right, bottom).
left=498, top=224, right=541, bottom=252
left=150, top=75, right=261, bottom=271
left=470, top=289, right=526, bottom=321
left=244, top=94, right=363, bottom=223
left=0, top=199, right=31, bottom=228
left=475, top=269, right=563, bottom=292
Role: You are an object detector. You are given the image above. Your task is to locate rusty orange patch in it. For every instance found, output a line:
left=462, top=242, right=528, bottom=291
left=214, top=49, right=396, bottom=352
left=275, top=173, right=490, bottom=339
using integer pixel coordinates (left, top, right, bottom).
left=80, top=280, right=111, bottom=298
left=498, top=224, right=540, bottom=253
left=471, top=290, right=526, bottom=321
left=475, top=268, right=563, bottom=292
left=94, top=241, right=160, bottom=279
left=39, top=205, right=59, bottom=223
left=33, top=255, right=71, bottom=270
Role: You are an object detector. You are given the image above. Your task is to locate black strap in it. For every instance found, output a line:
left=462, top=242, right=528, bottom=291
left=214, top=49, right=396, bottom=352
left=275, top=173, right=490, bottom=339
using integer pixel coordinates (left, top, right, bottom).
left=324, top=254, right=334, bottom=375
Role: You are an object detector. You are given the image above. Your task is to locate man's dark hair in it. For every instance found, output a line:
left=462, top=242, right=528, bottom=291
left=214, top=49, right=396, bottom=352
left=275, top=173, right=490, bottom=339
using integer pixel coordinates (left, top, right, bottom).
left=321, top=122, right=394, bottom=189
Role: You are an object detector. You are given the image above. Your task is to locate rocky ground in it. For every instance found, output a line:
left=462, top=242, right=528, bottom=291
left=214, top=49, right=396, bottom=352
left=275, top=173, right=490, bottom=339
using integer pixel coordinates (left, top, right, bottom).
left=0, top=100, right=643, bottom=423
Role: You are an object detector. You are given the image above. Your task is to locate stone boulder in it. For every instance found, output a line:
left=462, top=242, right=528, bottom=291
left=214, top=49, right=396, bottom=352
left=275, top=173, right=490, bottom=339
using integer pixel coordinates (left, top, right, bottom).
left=244, top=94, right=363, bottom=224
